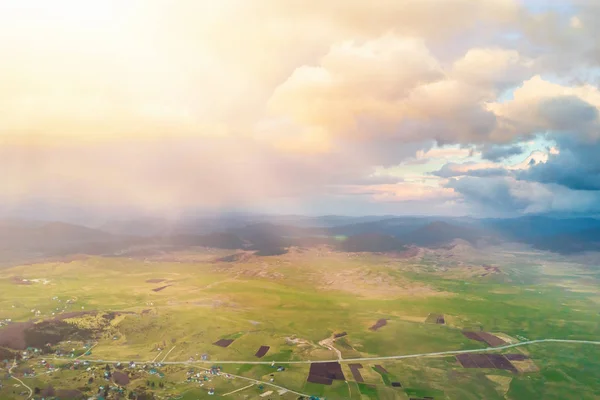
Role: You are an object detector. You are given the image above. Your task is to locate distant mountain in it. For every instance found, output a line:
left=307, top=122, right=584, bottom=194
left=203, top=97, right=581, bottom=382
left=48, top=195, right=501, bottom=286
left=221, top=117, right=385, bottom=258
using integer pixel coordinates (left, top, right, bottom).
left=38, top=222, right=113, bottom=242
left=529, top=228, right=600, bottom=254
left=481, top=216, right=600, bottom=241
left=232, top=222, right=326, bottom=239
left=337, top=233, right=405, bottom=253
left=164, top=232, right=244, bottom=249
left=0, top=221, right=128, bottom=264
left=4, top=215, right=600, bottom=261
left=329, top=217, right=431, bottom=237
left=0, top=221, right=113, bottom=249
left=400, top=221, right=487, bottom=247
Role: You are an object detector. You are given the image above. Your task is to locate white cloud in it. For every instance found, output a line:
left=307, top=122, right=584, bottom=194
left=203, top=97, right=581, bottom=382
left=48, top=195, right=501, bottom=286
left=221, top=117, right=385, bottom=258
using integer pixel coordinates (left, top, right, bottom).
left=452, top=48, right=534, bottom=89
left=487, top=75, right=600, bottom=141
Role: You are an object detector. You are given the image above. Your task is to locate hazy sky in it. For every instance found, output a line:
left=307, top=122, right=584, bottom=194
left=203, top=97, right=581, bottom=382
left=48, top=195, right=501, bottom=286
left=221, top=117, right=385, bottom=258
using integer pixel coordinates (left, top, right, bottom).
left=2, top=0, right=600, bottom=220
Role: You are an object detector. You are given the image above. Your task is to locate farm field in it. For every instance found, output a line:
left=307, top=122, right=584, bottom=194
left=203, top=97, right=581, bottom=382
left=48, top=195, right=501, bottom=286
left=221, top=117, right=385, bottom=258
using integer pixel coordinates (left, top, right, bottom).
left=1, top=245, right=600, bottom=399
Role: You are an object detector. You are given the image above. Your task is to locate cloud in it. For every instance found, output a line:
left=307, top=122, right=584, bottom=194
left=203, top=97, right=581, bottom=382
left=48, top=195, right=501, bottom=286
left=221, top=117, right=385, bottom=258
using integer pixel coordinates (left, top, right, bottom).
left=2, top=0, right=600, bottom=218
left=487, top=75, right=600, bottom=141
left=538, top=96, right=599, bottom=130
left=416, top=147, right=474, bottom=160
left=431, top=149, right=548, bottom=178
left=520, top=135, right=600, bottom=190
left=347, top=182, right=458, bottom=202
left=519, top=1, right=600, bottom=76
left=268, top=35, right=502, bottom=148
left=452, top=47, right=534, bottom=90
left=447, top=176, right=600, bottom=215
left=433, top=163, right=509, bottom=178
left=481, top=144, right=525, bottom=161
left=267, top=35, right=444, bottom=139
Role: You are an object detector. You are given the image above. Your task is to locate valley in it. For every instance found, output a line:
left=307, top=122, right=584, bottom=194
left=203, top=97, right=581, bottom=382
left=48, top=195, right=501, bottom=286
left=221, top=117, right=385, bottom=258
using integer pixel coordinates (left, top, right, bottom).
left=1, top=228, right=599, bottom=399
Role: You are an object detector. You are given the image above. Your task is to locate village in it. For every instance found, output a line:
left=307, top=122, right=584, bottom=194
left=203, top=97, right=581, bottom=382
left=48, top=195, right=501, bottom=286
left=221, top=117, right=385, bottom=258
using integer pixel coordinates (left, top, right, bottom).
left=1, top=338, right=305, bottom=399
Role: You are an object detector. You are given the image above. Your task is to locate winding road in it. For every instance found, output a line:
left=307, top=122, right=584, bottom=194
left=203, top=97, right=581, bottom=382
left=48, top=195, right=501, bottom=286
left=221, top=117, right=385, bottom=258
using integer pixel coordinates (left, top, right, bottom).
left=319, top=336, right=343, bottom=360
left=9, top=358, right=33, bottom=399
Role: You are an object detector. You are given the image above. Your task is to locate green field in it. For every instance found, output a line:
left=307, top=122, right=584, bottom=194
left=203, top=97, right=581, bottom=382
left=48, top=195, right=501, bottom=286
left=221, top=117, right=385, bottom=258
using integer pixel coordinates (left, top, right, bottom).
left=0, top=245, right=599, bottom=399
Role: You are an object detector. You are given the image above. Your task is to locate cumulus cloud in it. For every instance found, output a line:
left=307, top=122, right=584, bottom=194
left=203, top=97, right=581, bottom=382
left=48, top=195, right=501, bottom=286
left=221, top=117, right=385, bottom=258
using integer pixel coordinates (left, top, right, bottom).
left=452, top=48, right=534, bottom=90
left=268, top=35, right=501, bottom=147
left=487, top=76, right=600, bottom=141
left=520, top=135, right=600, bottom=190
left=267, top=35, right=444, bottom=138
left=520, top=1, right=600, bottom=76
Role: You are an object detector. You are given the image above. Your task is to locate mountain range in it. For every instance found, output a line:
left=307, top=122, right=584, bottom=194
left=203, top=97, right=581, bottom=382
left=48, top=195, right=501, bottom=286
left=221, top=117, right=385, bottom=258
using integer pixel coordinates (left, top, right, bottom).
left=2, top=215, right=600, bottom=264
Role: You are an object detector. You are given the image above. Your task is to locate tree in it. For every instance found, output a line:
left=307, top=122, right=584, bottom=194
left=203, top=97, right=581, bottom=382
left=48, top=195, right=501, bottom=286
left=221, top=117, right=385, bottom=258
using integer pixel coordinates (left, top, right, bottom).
left=34, top=388, right=40, bottom=395
left=150, top=381, right=155, bottom=388
left=128, top=392, right=135, bottom=399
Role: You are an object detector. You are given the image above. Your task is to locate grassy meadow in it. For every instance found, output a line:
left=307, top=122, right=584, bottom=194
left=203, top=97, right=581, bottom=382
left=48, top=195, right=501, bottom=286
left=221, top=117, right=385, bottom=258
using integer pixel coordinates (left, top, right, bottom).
left=0, top=246, right=599, bottom=399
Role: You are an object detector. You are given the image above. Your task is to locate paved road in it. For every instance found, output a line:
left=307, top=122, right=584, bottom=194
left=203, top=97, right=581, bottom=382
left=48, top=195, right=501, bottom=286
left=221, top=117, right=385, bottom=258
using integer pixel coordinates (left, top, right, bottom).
left=47, top=339, right=599, bottom=399
left=67, top=338, right=600, bottom=366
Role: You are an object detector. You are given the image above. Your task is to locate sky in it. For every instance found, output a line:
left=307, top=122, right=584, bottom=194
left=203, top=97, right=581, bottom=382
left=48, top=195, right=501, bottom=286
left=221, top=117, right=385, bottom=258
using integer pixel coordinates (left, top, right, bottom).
left=1, top=0, right=600, bottom=221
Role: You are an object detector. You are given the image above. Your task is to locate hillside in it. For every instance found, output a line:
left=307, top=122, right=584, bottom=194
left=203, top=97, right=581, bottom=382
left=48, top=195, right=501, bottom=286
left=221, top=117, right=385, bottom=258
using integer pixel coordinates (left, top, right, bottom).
left=163, top=232, right=245, bottom=249
left=337, top=233, right=405, bottom=252
left=400, top=221, right=487, bottom=247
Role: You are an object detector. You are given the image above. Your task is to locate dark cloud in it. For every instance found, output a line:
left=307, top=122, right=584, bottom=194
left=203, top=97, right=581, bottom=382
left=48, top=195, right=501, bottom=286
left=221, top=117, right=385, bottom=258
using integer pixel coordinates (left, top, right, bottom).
left=538, top=95, right=598, bottom=131
left=446, top=177, right=527, bottom=214
left=447, top=176, right=600, bottom=215
left=481, top=144, right=524, bottom=161
left=519, top=135, right=600, bottom=190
